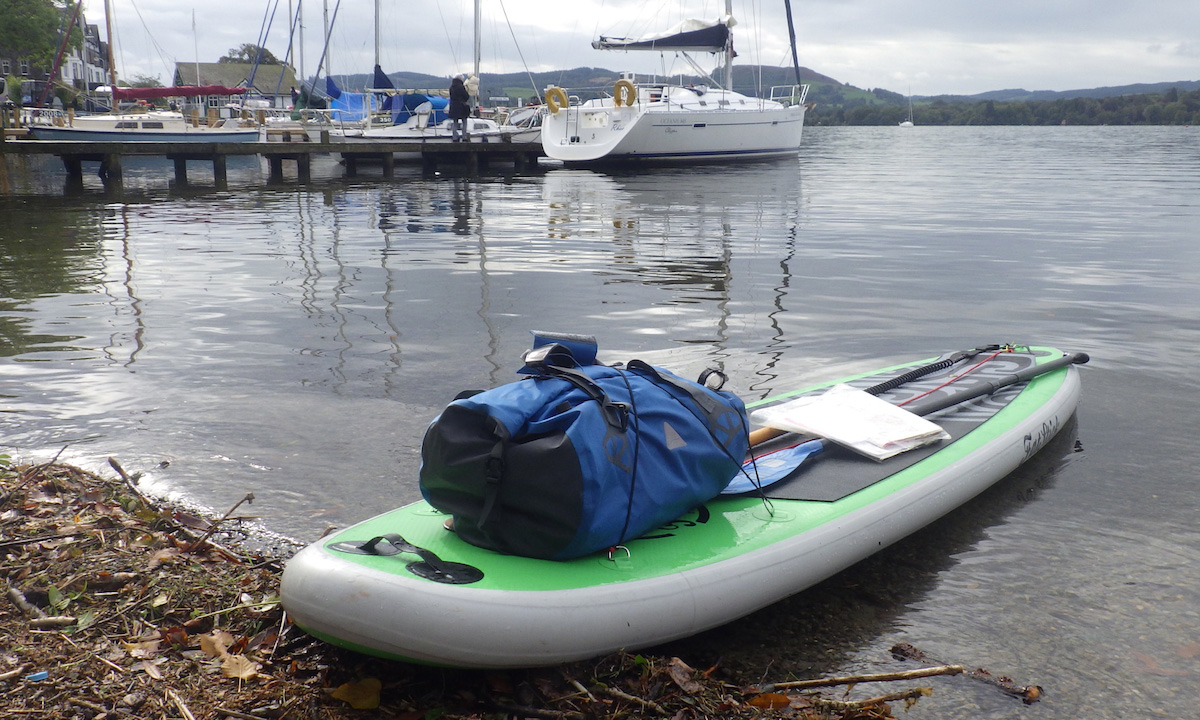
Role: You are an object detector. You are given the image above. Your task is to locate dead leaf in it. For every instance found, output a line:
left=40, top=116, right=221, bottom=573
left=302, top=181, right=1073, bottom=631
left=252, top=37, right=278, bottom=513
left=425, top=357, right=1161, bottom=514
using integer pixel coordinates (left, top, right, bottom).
left=331, top=677, right=382, bottom=710
left=200, top=630, right=236, bottom=659
left=667, top=657, right=702, bottom=694
left=246, top=628, right=279, bottom=652
left=1177, top=642, right=1200, bottom=659
left=748, top=692, right=792, bottom=710
left=173, top=511, right=213, bottom=531
left=148, top=548, right=179, bottom=568
left=161, top=626, right=189, bottom=646
left=121, top=639, right=161, bottom=659
left=221, top=653, right=260, bottom=681
left=140, top=659, right=164, bottom=680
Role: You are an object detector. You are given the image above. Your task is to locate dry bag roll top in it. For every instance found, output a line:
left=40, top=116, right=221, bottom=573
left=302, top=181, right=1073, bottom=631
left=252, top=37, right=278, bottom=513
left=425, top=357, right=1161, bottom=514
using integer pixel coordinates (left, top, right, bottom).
left=418, top=335, right=750, bottom=560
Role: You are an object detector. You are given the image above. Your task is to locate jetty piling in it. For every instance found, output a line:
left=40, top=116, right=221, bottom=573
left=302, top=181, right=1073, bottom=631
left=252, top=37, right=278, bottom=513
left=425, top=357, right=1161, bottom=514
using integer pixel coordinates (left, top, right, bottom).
left=1, top=134, right=543, bottom=192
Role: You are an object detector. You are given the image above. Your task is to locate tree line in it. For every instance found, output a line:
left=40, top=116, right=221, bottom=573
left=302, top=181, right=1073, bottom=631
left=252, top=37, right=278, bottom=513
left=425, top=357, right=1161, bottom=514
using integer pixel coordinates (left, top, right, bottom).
left=807, top=85, right=1200, bottom=126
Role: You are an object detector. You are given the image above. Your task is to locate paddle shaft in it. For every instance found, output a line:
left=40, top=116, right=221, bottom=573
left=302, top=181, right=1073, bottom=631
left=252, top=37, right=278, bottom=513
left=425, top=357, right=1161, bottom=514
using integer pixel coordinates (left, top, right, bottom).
left=749, top=351, right=1089, bottom=447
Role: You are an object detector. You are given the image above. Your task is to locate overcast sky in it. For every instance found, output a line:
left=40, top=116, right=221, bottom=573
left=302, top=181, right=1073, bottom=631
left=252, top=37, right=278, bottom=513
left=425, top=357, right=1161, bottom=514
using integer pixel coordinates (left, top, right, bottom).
left=99, top=0, right=1199, bottom=96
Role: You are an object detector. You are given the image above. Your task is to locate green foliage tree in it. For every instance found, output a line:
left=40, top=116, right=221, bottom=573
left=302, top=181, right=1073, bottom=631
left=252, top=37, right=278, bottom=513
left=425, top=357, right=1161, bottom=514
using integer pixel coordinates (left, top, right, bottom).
left=0, top=0, right=80, bottom=70
left=128, top=73, right=164, bottom=88
left=219, top=44, right=281, bottom=65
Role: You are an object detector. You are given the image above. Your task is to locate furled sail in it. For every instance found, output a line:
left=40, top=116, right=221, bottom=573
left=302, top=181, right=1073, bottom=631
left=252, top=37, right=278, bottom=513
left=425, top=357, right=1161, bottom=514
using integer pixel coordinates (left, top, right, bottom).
left=592, top=16, right=734, bottom=52
left=110, top=85, right=247, bottom=100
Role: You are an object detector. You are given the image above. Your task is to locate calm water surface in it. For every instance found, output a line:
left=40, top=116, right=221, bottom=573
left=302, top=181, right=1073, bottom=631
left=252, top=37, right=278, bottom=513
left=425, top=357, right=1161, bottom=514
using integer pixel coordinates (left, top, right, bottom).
left=3, top=126, right=1199, bottom=716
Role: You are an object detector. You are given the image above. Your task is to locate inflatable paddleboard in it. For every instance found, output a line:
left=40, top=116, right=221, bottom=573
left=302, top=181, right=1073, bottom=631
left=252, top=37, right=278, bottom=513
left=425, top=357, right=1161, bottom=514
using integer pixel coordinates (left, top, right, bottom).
left=281, top=344, right=1084, bottom=668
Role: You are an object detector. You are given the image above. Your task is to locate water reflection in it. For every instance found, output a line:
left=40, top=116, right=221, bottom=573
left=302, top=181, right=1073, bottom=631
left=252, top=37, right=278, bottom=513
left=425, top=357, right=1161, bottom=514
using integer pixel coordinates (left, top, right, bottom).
left=654, top=416, right=1082, bottom=678
left=3, top=126, right=1199, bottom=720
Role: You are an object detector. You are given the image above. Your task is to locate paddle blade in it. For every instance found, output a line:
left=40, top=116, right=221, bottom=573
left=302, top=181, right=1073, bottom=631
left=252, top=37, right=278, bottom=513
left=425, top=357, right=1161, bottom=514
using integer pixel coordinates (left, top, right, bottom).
left=723, top=440, right=825, bottom=495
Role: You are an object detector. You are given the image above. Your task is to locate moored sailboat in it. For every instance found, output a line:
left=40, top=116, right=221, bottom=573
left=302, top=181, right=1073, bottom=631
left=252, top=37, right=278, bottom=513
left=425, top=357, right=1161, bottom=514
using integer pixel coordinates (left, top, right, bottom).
left=540, top=2, right=809, bottom=165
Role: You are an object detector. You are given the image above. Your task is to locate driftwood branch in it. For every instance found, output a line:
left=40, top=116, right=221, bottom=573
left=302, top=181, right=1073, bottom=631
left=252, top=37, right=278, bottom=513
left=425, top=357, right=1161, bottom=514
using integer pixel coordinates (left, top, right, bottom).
left=596, top=685, right=668, bottom=715
left=167, top=688, right=197, bottom=720
left=214, top=707, right=272, bottom=720
left=6, top=584, right=48, bottom=619
left=186, top=492, right=255, bottom=554
left=811, top=687, right=932, bottom=712
left=29, top=615, right=77, bottom=628
left=762, top=664, right=964, bottom=692
left=891, top=642, right=1044, bottom=704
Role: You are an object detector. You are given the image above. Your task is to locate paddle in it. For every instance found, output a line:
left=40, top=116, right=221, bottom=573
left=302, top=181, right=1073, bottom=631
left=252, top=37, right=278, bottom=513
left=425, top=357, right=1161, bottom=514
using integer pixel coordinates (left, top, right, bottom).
left=724, top=351, right=1089, bottom=495
left=746, top=344, right=1002, bottom=447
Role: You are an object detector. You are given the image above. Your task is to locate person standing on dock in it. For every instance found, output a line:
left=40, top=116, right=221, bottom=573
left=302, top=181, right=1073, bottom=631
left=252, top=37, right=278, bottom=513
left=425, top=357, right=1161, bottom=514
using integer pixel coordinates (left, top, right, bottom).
left=449, top=75, right=470, bottom=142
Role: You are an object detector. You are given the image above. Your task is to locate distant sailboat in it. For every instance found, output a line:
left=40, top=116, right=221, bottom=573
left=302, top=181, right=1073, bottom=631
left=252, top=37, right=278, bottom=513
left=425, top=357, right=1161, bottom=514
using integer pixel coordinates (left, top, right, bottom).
left=899, top=87, right=914, bottom=127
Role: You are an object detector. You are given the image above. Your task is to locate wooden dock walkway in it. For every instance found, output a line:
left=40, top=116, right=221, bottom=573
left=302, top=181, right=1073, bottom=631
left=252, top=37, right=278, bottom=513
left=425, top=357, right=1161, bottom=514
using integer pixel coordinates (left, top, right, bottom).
left=0, top=133, right=544, bottom=191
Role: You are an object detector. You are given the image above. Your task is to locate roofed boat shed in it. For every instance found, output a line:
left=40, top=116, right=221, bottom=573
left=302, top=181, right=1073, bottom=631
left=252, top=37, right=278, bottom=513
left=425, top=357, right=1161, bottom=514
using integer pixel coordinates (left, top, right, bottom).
left=172, top=62, right=300, bottom=117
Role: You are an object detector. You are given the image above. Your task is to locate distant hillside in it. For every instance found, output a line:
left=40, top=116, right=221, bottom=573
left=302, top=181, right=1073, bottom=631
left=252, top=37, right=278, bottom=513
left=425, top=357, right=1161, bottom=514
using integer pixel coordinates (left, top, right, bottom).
left=928, top=80, right=1200, bottom=104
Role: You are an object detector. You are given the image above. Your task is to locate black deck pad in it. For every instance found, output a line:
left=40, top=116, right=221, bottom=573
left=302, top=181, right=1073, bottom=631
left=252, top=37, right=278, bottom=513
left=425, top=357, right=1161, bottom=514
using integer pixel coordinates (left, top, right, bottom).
left=747, top=350, right=1044, bottom=502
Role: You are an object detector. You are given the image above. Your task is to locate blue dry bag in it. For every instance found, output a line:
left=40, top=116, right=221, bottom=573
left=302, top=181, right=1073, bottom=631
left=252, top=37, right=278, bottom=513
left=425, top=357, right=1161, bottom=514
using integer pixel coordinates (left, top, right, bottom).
left=418, top=333, right=750, bottom=560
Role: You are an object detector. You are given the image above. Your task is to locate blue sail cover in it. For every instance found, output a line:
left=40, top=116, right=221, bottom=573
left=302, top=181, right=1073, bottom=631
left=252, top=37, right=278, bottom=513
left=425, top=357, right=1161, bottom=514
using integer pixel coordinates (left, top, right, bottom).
left=324, top=77, right=378, bottom=122
left=364, top=68, right=447, bottom=126
left=389, top=93, right=449, bottom=125
left=593, top=16, right=732, bottom=52
left=372, top=65, right=396, bottom=112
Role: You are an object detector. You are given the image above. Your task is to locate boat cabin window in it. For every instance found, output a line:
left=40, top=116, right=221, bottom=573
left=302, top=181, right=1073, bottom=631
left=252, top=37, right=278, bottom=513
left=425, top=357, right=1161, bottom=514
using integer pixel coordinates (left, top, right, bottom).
left=115, top=121, right=139, bottom=129
left=141, top=122, right=164, bottom=129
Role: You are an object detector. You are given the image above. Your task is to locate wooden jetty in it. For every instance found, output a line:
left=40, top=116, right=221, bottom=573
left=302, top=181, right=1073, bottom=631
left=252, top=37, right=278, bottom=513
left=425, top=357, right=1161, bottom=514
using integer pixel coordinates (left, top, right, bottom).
left=1, top=130, right=544, bottom=191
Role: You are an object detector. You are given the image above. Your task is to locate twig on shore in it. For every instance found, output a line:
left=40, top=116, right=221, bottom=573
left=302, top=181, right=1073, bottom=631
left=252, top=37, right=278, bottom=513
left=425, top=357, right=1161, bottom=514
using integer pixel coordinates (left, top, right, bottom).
left=29, top=615, right=77, bottom=628
left=0, top=667, right=27, bottom=682
left=596, top=685, right=668, bottom=715
left=760, top=664, right=964, bottom=692
left=167, top=688, right=198, bottom=720
left=891, top=642, right=1044, bottom=704
left=68, top=698, right=108, bottom=715
left=6, top=584, right=47, bottom=619
left=494, top=703, right=584, bottom=720
left=214, top=707, right=271, bottom=720
left=811, top=687, right=932, bottom=713
left=108, top=456, right=246, bottom=562
left=187, top=492, right=255, bottom=553
left=107, top=456, right=147, bottom=501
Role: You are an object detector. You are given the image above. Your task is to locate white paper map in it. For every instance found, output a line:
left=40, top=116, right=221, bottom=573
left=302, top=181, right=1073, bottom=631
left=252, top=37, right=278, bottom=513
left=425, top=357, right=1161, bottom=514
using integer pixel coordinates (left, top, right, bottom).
left=750, top=384, right=951, bottom=461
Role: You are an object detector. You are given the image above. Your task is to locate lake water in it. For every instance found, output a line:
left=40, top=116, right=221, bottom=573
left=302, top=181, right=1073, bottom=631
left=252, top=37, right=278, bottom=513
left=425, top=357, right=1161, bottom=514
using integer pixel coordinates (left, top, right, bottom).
left=3, top=125, right=1199, bottom=716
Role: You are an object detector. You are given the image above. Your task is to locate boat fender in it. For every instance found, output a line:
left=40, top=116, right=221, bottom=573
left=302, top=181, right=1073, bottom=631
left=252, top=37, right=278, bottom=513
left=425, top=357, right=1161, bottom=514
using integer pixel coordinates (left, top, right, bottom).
left=545, top=86, right=569, bottom=114
left=330, top=533, right=484, bottom=585
left=613, top=79, right=637, bottom=107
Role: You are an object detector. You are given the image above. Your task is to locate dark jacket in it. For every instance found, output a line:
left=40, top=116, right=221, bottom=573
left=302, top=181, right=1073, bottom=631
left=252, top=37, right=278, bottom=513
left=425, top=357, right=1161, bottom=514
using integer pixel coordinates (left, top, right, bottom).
left=449, top=79, right=470, bottom=120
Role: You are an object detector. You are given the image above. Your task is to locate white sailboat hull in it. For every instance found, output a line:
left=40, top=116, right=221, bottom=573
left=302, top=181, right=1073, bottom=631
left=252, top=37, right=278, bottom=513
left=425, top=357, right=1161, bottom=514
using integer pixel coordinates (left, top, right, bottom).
left=541, top=85, right=806, bottom=164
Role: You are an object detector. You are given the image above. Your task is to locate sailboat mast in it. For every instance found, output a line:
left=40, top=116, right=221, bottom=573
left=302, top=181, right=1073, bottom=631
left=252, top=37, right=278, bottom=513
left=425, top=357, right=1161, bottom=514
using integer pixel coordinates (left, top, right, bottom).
left=103, top=0, right=117, bottom=88
left=298, top=0, right=305, bottom=83
left=723, top=0, right=732, bottom=90
left=323, top=0, right=331, bottom=78
left=473, top=0, right=481, bottom=81
left=374, top=0, right=380, bottom=69
left=192, top=11, right=200, bottom=85
left=783, top=0, right=803, bottom=90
